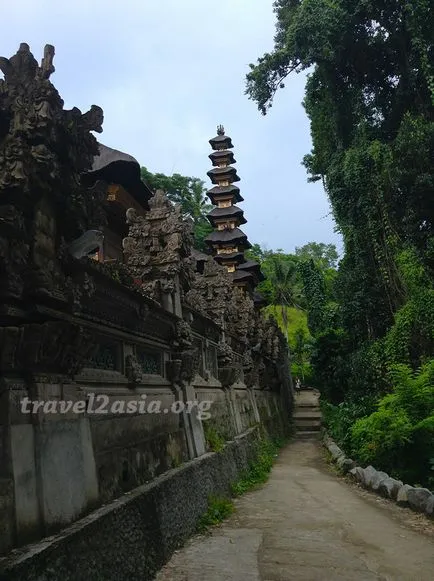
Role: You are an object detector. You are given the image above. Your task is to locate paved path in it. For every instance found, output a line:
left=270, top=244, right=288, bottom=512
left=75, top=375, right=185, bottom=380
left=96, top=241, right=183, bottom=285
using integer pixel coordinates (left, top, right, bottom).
left=156, top=393, right=434, bottom=581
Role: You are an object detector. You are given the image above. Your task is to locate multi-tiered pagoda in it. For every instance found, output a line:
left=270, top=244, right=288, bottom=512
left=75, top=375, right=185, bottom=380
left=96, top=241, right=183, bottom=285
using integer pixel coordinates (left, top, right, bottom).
left=205, top=126, right=264, bottom=295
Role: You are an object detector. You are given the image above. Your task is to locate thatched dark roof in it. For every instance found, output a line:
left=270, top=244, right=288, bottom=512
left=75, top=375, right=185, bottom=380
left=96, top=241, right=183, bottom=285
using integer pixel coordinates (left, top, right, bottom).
left=238, top=260, right=266, bottom=282
left=207, top=166, right=240, bottom=185
left=90, top=144, right=139, bottom=172
left=206, top=184, right=244, bottom=204
left=238, top=260, right=260, bottom=271
left=207, top=205, right=246, bottom=225
left=232, top=270, right=253, bottom=282
left=209, top=134, right=233, bottom=150
left=214, top=251, right=245, bottom=264
left=209, top=150, right=236, bottom=166
left=205, top=227, right=249, bottom=245
left=83, top=143, right=153, bottom=209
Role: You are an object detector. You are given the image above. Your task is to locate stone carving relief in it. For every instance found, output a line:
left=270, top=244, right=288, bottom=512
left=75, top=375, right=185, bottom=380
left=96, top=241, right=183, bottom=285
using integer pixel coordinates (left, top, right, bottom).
left=123, top=190, right=195, bottom=311
left=185, top=256, right=233, bottom=323
left=166, top=319, right=199, bottom=385
left=125, top=354, right=143, bottom=386
left=0, top=321, right=97, bottom=377
left=0, top=43, right=107, bottom=303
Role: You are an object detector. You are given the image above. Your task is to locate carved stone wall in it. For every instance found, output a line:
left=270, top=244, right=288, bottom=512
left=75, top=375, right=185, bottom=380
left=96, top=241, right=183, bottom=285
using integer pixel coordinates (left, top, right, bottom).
left=0, top=43, right=292, bottom=561
left=123, top=190, right=194, bottom=315
left=0, top=43, right=106, bottom=307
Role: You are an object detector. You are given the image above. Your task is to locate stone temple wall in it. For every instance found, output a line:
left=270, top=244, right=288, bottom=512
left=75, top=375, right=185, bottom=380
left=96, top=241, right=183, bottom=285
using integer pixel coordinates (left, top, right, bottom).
left=0, top=43, right=294, bottom=575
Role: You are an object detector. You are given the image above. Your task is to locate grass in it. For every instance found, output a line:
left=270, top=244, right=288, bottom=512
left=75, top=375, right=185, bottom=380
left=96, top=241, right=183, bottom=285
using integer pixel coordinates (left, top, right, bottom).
left=203, top=424, right=226, bottom=453
left=197, top=433, right=289, bottom=532
left=231, top=436, right=287, bottom=496
left=197, top=496, right=235, bottom=532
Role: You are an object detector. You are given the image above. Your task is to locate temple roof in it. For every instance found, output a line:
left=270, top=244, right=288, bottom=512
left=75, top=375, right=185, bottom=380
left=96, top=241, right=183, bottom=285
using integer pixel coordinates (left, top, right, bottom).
left=237, top=260, right=261, bottom=271
left=83, top=143, right=153, bottom=209
left=91, top=143, right=138, bottom=172
left=209, top=125, right=233, bottom=150
left=207, top=184, right=244, bottom=204
left=207, top=205, right=246, bottom=225
left=232, top=270, right=254, bottom=283
left=207, top=166, right=240, bottom=185
left=209, top=150, right=236, bottom=166
left=214, top=252, right=245, bottom=265
left=238, top=260, right=266, bottom=282
left=205, top=227, right=249, bottom=245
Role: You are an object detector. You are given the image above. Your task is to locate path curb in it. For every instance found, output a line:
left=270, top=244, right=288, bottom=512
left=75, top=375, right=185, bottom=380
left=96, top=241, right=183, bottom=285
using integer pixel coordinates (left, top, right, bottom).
left=323, top=431, right=434, bottom=519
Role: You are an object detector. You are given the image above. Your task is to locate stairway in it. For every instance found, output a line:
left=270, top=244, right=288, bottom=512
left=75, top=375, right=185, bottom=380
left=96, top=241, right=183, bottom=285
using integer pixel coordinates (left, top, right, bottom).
left=293, top=389, right=322, bottom=440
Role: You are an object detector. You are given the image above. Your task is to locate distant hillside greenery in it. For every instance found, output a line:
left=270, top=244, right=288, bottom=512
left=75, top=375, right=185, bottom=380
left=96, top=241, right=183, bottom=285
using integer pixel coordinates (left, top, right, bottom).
left=265, top=305, right=312, bottom=382
left=247, top=242, right=338, bottom=384
left=246, top=0, right=434, bottom=489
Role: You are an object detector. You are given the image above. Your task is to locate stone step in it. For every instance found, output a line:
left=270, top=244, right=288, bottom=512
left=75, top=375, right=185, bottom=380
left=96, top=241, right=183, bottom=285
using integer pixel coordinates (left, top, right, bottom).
left=293, top=411, right=322, bottom=420
left=295, top=423, right=321, bottom=432
left=294, top=416, right=322, bottom=423
left=294, top=420, right=322, bottom=430
left=295, top=431, right=321, bottom=440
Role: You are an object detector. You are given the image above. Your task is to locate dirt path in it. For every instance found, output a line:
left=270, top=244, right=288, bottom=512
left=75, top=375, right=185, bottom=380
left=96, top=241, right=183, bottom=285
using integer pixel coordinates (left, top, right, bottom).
left=156, top=397, right=434, bottom=580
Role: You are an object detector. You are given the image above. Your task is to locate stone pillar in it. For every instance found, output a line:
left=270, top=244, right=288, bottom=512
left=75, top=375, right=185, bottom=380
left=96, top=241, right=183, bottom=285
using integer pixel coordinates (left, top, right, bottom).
left=31, top=381, right=99, bottom=533
left=0, top=378, right=41, bottom=552
left=166, top=360, right=206, bottom=459
left=181, top=383, right=206, bottom=458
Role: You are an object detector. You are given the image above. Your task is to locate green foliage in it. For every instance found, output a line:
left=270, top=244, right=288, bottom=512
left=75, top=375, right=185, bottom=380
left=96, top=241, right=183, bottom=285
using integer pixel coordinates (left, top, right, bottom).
left=203, top=424, right=225, bottom=453
left=349, top=362, right=434, bottom=487
left=321, top=393, right=378, bottom=452
left=140, top=166, right=213, bottom=250
left=264, top=305, right=312, bottom=381
left=384, top=248, right=434, bottom=367
left=197, top=496, right=234, bottom=532
left=295, top=242, right=339, bottom=269
left=265, top=306, right=309, bottom=346
left=247, top=0, right=434, bottom=489
left=298, top=259, right=328, bottom=334
left=231, top=437, right=285, bottom=496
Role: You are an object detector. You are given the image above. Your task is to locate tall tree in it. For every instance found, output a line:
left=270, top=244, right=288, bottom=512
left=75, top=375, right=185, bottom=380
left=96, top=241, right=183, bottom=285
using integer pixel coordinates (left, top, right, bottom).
left=246, top=3, right=434, bottom=483
left=295, top=242, right=339, bottom=269
left=246, top=0, right=433, bottom=375
left=141, top=167, right=213, bottom=250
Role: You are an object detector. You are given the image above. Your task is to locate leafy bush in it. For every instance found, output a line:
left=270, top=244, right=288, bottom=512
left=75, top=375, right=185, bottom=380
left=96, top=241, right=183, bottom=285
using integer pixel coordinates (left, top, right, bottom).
left=320, top=393, right=378, bottom=452
left=350, top=361, right=434, bottom=487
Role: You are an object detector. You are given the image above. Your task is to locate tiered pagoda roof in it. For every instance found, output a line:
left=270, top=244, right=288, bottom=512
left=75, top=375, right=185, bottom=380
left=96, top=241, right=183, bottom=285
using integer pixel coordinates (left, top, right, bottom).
left=204, top=126, right=264, bottom=297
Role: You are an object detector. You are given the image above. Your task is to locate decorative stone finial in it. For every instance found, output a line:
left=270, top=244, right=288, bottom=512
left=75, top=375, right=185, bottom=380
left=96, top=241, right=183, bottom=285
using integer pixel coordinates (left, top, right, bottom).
left=217, top=124, right=225, bottom=135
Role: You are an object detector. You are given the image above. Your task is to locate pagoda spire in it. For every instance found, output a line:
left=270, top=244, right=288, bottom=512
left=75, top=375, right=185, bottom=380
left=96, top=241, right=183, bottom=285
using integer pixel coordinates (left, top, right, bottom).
left=204, top=126, right=264, bottom=295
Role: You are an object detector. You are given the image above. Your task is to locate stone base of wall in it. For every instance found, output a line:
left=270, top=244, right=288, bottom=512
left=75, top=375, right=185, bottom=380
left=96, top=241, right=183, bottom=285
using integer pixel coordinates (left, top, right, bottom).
left=0, top=429, right=262, bottom=581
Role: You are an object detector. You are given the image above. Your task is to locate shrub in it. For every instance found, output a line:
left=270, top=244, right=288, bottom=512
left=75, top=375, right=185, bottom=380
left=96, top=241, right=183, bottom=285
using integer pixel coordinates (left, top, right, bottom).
left=320, top=393, right=378, bottom=452
left=349, top=361, right=434, bottom=487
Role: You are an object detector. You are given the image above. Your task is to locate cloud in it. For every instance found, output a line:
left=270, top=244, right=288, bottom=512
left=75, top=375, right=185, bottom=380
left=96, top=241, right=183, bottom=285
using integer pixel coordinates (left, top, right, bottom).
left=1, top=0, right=341, bottom=253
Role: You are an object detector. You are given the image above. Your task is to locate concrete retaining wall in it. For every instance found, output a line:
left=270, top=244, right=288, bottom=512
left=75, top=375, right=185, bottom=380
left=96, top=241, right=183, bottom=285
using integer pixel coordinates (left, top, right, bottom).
left=0, top=429, right=262, bottom=581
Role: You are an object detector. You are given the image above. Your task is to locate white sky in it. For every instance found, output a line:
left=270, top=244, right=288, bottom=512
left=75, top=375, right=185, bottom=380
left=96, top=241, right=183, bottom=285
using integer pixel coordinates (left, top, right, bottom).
left=1, top=0, right=341, bottom=253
